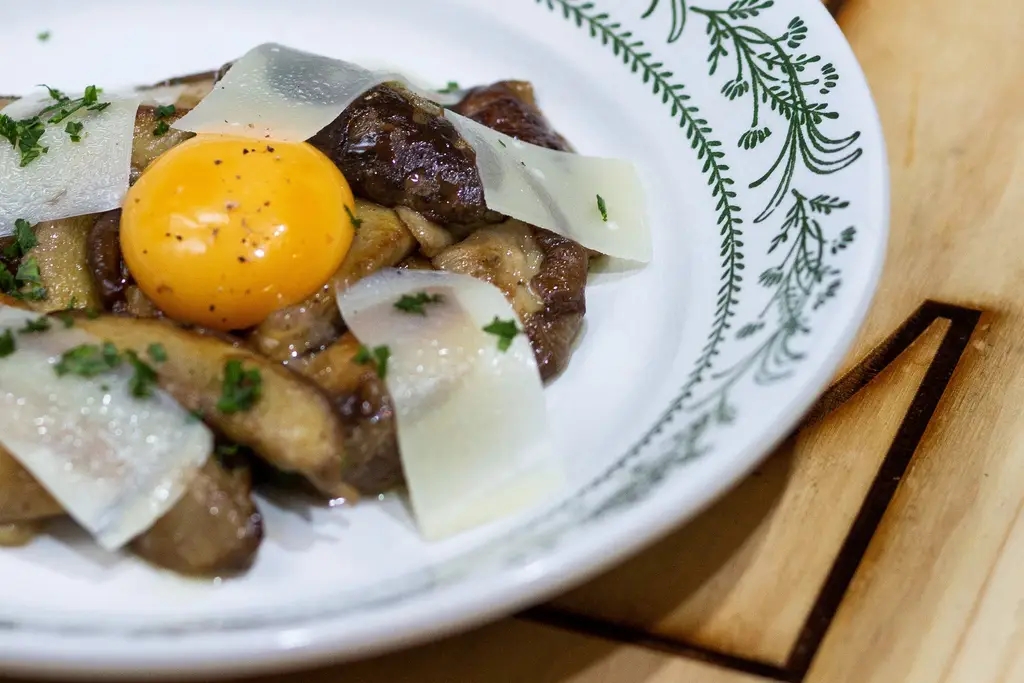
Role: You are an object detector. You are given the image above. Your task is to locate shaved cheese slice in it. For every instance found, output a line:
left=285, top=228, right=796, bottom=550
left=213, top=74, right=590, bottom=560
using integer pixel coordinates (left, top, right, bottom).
left=446, top=112, right=652, bottom=262
left=175, top=43, right=462, bottom=142
left=174, top=43, right=398, bottom=142
left=0, top=88, right=142, bottom=237
left=337, top=269, right=562, bottom=540
left=0, top=306, right=212, bottom=550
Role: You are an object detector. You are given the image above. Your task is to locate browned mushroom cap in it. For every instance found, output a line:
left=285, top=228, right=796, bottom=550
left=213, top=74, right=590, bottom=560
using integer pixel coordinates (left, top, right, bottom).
left=453, top=80, right=574, bottom=152
left=309, top=83, right=491, bottom=225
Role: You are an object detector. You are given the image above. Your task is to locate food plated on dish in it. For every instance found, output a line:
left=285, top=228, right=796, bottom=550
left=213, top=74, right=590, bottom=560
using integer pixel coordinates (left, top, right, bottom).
left=0, top=43, right=651, bottom=577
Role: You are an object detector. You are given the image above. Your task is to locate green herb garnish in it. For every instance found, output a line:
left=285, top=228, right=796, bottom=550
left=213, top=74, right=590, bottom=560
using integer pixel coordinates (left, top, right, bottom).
left=14, top=218, right=37, bottom=255
left=65, top=120, right=84, bottom=142
left=125, top=350, right=158, bottom=398
left=437, top=81, right=460, bottom=94
left=0, top=329, right=15, bottom=358
left=37, top=31, right=51, bottom=43
left=16, top=257, right=42, bottom=286
left=19, top=317, right=50, bottom=333
left=344, top=205, right=363, bottom=230
left=596, top=194, right=608, bottom=222
left=155, top=104, right=176, bottom=119
left=0, top=84, right=110, bottom=167
left=217, top=359, right=262, bottom=413
left=483, top=317, right=521, bottom=352
left=55, top=342, right=121, bottom=378
left=0, top=114, right=48, bottom=167
left=394, top=291, right=443, bottom=315
left=4, top=218, right=37, bottom=259
left=56, top=312, right=74, bottom=328
left=354, top=344, right=391, bottom=379
left=152, top=120, right=170, bottom=137
left=147, top=343, right=167, bottom=363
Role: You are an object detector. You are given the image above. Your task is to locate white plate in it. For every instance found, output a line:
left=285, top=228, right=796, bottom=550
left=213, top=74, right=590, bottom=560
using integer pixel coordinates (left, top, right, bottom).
left=0, top=0, right=888, bottom=678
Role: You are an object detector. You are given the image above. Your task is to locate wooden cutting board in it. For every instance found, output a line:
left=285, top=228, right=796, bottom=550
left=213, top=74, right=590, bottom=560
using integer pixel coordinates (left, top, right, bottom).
left=10, top=0, right=1023, bottom=681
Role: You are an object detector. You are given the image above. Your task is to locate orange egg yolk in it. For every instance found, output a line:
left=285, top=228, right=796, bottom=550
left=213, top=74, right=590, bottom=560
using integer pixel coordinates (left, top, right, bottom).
left=121, top=135, right=356, bottom=331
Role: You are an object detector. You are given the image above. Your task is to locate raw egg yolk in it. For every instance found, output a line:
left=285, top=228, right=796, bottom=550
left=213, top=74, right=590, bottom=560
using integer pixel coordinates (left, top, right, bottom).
left=121, top=135, right=356, bottom=331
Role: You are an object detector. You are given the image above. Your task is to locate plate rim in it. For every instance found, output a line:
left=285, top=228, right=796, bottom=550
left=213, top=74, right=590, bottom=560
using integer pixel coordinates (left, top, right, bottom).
left=0, top=0, right=889, bottom=677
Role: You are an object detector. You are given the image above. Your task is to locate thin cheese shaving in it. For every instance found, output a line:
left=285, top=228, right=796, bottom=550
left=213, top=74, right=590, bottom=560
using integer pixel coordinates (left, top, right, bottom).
left=337, top=269, right=562, bottom=540
left=0, top=306, right=212, bottom=550
left=173, top=43, right=398, bottom=142
left=446, top=111, right=652, bottom=262
left=0, top=89, right=142, bottom=237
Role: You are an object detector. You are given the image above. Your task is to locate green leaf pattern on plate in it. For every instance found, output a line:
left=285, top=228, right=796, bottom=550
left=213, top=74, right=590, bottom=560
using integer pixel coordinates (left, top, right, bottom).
left=535, top=0, right=863, bottom=518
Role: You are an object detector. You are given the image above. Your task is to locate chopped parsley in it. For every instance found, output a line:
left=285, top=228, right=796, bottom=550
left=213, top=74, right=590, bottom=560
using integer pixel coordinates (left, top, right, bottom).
left=4, top=218, right=37, bottom=259
left=344, top=205, right=363, bottom=229
left=0, top=255, right=48, bottom=302
left=15, top=257, right=41, bottom=286
left=0, top=330, right=14, bottom=358
left=596, top=194, right=608, bottom=222
left=0, top=84, right=109, bottom=167
left=498, top=139, right=507, bottom=148
left=19, top=317, right=50, bottom=333
left=437, top=81, right=460, bottom=94
left=217, top=359, right=262, bottom=414
left=65, top=120, right=84, bottom=142
left=0, top=239, right=44, bottom=301
left=55, top=342, right=121, bottom=378
left=152, top=120, right=170, bottom=137
left=125, top=350, right=158, bottom=398
left=37, top=30, right=51, bottom=42
left=147, top=343, right=167, bottom=363
left=154, top=104, right=176, bottom=119
left=394, top=291, right=443, bottom=315
left=0, top=115, right=47, bottom=167
left=52, top=342, right=160, bottom=400
left=354, top=344, right=391, bottom=380
left=483, top=316, right=521, bottom=352
left=56, top=311, right=74, bottom=328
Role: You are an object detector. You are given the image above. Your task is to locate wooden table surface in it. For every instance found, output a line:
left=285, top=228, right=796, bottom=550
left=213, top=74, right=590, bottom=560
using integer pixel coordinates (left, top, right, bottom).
left=10, top=0, right=1023, bottom=680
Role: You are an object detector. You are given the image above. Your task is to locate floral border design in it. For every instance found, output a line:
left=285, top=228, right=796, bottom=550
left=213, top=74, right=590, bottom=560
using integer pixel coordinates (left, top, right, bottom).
left=534, top=0, right=863, bottom=520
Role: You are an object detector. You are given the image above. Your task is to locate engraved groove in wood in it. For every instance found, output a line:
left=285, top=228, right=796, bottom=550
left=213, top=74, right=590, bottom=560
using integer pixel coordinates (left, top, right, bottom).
left=530, top=302, right=981, bottom=683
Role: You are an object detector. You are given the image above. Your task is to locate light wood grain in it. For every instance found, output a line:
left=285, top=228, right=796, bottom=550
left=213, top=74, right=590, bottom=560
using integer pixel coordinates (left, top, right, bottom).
left=799, top=0, right=1024, bottom=679
left=552, top=320, right=948, bottom=665
left=0, top=622, right=769, bottom=683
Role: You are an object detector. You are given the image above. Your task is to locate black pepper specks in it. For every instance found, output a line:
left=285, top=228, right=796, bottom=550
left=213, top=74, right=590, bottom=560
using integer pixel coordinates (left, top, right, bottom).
left=237, top=256, right=247, bottom=264
left=214, top=159, right=222, bottom=165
